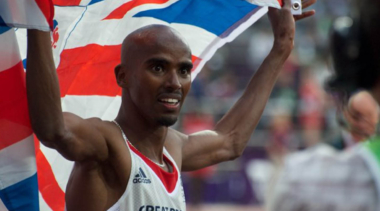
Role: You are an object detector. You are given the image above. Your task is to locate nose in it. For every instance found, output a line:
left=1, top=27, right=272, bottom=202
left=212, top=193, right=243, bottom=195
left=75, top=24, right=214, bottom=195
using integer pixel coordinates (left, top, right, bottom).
left=164, top=70, right=181, bottom=91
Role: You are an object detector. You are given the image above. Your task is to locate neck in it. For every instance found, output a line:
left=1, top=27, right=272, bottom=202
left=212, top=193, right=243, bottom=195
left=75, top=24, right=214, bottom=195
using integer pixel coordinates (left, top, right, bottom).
left=115, top=102, right=168, bottom=164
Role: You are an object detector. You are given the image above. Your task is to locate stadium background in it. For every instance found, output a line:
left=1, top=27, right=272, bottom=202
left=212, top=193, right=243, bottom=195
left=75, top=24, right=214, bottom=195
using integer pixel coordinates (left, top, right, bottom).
left=172, top=0, right=349, bottom=210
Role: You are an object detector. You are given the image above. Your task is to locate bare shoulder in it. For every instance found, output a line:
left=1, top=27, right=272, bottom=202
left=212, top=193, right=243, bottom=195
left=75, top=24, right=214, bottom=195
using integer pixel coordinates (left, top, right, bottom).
left=77, top=117, right=123, bottom=142
left=164, top=128, right=188, bottom=170
left=85, top=118, right=118, bottom=139
left=61, top=113, right=111, bottom=140
left=165, top=128, right=188, bottom=148
left=65, top=119, right=132, bottom=211
left=88, top=119, right=131, bottom=158
left=71, top=118, right=132, bottom=181
left=61, top=114, right=130, bottom=163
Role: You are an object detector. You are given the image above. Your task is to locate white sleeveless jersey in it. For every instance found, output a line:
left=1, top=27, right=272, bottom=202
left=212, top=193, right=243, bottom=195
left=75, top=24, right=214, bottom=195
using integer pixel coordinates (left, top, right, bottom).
left=107, top=140, right=186, bottom=211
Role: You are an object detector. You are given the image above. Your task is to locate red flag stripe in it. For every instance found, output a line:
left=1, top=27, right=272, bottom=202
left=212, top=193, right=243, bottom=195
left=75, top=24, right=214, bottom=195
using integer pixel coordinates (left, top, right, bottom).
left=57, top=44, right=201, bottom=96
left=0, top=61, right=26, bottom=110
left=0, top=119, right=32, bottom=151
left=37, top=146, right=66, bottom=211
left=57, top=44, right=122, bottom=96
left=52, top=0, right=82, bottom=6
left=103, top=0, right=170, bottom=20
left=191, top=55, right=200, bottom=71
left=0, top=61, right=33, bottom=150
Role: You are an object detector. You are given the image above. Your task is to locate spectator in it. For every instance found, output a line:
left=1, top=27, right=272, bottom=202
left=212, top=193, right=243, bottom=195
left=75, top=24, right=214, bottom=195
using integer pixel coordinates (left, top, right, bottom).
left=267, top=0, right=380, bottom=210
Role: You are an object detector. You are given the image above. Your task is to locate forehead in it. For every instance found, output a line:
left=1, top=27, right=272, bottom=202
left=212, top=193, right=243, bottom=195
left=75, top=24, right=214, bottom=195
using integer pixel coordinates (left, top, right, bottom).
left=126, top=27, right=192, bottom=63
left=143, top=37, right=191, bottom=59
left=348, top=92, right=379, bottom=118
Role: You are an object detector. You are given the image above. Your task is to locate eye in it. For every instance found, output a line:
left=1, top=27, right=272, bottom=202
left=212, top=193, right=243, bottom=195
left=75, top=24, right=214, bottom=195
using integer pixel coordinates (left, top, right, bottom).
left=152, top=65, right=164, bottom=72
left=179, top=67, right=191, bottom=76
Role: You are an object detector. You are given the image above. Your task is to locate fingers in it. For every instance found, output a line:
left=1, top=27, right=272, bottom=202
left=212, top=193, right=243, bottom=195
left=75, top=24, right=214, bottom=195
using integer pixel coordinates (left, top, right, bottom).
left=268, top=6, right=277, bottom=13
left=294, top=10, right=315, bottom=21
left=283, top=0, right=292, bottom=8
left=301, top=0, right=317, bottom=9
left=268, top=5, right=281, bottom=17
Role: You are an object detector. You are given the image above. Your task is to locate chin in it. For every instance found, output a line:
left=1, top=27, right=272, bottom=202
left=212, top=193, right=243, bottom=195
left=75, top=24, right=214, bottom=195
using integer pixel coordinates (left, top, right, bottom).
left=157, top=116, right=178, bottom=127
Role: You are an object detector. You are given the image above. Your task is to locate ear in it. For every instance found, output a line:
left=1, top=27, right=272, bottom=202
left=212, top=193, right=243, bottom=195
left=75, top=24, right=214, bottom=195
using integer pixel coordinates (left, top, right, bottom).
left=114, top=64, right=128, bottom=88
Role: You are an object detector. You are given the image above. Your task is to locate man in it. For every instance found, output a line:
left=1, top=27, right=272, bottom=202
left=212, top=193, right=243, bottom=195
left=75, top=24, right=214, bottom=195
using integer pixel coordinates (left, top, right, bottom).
left=268, top=0, right=380, bottom=210
left=268, top=92, right=379, bottom=211
left=26, top=0, right=315, bottom=210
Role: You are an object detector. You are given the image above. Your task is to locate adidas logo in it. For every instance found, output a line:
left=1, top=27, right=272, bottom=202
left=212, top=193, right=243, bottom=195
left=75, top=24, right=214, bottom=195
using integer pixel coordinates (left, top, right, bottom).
left=133, top=168, right=151, bottom=184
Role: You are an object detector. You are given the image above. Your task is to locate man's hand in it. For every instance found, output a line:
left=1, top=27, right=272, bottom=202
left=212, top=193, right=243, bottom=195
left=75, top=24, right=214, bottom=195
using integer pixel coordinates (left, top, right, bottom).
left=268, top=0, right=296, bottom=55
left=268, top=0, right=316, bottom=54
left=295, top=0, right=317, bottom=21
left=181, top=0, right=317, bottom=172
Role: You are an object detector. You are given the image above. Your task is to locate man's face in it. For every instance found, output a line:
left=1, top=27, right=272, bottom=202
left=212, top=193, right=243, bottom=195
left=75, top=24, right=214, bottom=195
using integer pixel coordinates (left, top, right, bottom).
left=123, top=30, right=193, bottom=127
left=343, top=91, right=379, bottom=141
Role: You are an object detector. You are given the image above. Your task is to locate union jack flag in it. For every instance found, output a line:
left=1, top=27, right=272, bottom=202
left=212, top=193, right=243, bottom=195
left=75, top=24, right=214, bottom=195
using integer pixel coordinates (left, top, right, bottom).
left=0, top=0, right=282, bottom=210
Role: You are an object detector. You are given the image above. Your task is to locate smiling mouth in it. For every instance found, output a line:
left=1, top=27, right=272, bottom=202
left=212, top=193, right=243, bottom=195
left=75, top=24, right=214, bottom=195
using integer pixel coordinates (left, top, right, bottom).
left=158, top=98, right=180, bottom=108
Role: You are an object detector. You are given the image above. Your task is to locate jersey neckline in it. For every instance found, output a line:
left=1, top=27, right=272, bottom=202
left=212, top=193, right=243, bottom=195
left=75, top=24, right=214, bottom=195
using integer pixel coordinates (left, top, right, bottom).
left=127, top=141, right=179, bottom=193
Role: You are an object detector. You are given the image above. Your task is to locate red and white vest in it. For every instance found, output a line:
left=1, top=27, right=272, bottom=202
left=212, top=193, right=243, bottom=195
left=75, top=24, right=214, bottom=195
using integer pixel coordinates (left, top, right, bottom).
left=107, top=139, right=186, bottom=211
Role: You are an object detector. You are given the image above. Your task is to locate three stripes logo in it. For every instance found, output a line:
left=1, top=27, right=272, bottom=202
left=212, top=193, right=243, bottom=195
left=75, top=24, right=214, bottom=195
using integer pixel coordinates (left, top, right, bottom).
left=133, top=168, right=151, bottom=184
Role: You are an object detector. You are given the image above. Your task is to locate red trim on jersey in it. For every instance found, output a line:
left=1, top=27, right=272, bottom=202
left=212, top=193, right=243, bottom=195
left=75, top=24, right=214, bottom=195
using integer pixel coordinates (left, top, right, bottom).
left=127, top=142, right=178, bottom=193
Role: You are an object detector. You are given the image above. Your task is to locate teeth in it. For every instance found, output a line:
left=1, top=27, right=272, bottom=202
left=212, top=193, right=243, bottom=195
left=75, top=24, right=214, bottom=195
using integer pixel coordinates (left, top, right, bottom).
left=160, top=98, right=179, bottom=104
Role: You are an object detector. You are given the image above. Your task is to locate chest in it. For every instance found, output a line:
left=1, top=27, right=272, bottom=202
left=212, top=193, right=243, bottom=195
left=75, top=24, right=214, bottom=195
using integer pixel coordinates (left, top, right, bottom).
left=114, top=151, right=186, bottom=211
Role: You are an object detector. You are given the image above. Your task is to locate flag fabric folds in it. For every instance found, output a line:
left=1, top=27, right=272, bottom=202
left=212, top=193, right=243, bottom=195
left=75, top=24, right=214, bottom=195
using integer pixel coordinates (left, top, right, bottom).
left=0, top=0, right=54, bottom=31
left=1, top=0, right=283, bottom=210
left=0, top=1, right=50, bottom=210
left=0, top=27, right=39, bottom=211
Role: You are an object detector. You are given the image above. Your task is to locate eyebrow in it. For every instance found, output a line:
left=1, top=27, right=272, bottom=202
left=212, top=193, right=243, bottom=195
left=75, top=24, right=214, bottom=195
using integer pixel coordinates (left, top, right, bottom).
left=180, top=61, right=193, bottom=70
left=145, top=57, right=193, bottom=69
left=145, top=57, right=170, bottom=66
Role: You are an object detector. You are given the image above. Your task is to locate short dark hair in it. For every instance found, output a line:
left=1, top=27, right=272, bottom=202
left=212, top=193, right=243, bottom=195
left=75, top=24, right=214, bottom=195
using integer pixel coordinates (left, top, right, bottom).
left=326, top=0, right=380, bottom=98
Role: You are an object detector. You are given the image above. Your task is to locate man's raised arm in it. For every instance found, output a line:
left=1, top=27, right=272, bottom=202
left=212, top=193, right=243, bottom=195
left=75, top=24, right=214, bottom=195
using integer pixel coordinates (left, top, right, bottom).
left=181, top=0, right=316, bottom=171
left=26, top=30, right=108, bottom=162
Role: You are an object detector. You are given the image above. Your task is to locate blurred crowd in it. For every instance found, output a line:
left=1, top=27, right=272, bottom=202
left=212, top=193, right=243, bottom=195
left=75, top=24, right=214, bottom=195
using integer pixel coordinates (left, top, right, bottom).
left=170, top=0, right=363, bottom=208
